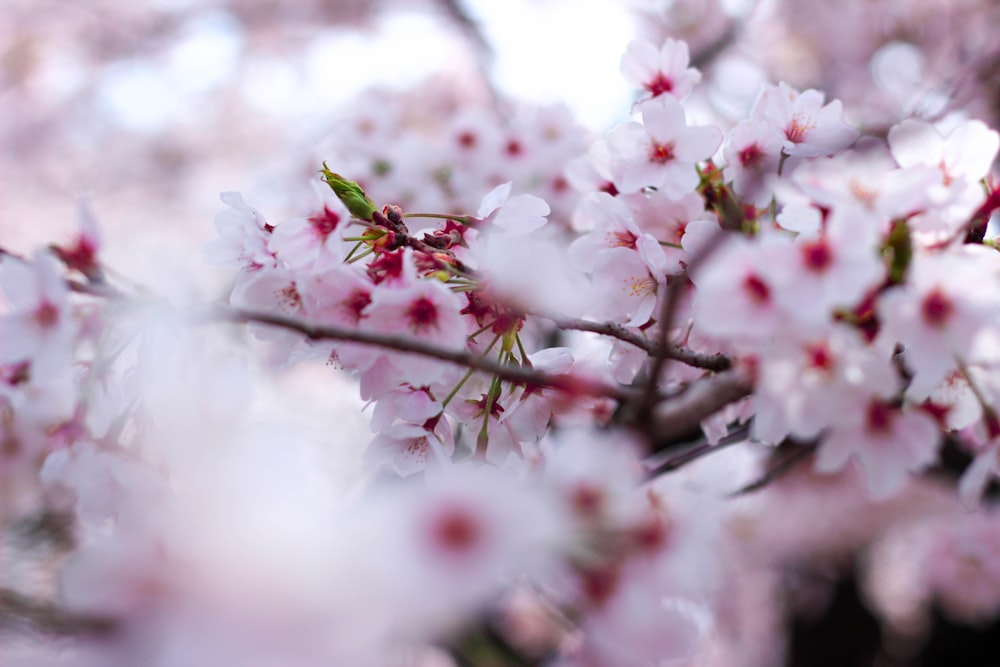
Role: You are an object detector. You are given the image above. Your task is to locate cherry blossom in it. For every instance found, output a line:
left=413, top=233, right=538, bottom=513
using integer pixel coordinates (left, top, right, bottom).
left=722, top=118, right=784, bottom=206
left=607, top=95, right=723, bottom=196
left=475, top=181, right=551, bottom=235
left=620, top=38, right=702, bottom=103
left=751, top=82, right=859, bottom=158
left=814, top=399, right=940, bottom=499
left=203, top=191, right=276, bottom=270
left=362, top=272, right=469, bottom=389
left=11, top=20, right=1000, bottom=667
left=878, top=247, right=998, bottom=400
left=690, top=233, right=787, bottom=345
left=268, top=187, right=351, bottom=270
left=0, top=250, right=78, bottom=380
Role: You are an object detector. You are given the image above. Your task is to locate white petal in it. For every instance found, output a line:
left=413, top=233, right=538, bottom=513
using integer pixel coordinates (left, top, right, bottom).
left=492, top=194, right=550, bottom=235
left=476, top=182, right=512, bottom=219
left=888, top=119, right=944, bottom=168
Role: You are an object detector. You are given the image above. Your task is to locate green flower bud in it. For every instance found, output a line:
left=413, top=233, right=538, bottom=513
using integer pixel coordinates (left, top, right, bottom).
left=320, top=164, right=377, bottom=222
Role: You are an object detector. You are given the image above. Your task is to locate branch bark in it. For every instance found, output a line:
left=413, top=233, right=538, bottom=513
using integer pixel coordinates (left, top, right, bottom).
left=646, top=369, right=754, bottom=453
left=539, top=313, right=731, bottom=372
left=0, top=589, right=116, bottom=636
left=223, top=308, right=636, bottom=402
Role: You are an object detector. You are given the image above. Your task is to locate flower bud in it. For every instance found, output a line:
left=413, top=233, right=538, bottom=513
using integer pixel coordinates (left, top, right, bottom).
left=320, top=164, right=377, bottom=221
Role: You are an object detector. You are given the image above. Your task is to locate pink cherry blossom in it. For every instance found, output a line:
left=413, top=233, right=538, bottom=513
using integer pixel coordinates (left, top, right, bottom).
left=790, top=148, right=939, bottom=220
left=753, top=327, right=898, bottom=444
left=889, top=118, right=1000, bottom=194
left=770, top=206, right=886, bottom=331
left=878, top=247, right=998, bottom=400
left=690, top=234, right=787, bottom=346
left=500, top=347, right=575, bottom=445
left=752, top=82, right=859, bottom=158
left=607, top=95, right=722, bottom=196
left=0, top=250, right=77, bottom=380
left=588, top=244, right=665, bottom=327
left=620, top=38, right=702, bottom=103
left=723, top=118, right=784, bottom=206
left=378, top=467, right=570, bottom=628
left=364, top=419, right=454, bottom=476
left=476, top=181, right=551, bottom=235
left=268, top=191, right=351, bottom=270
left=569, top=193, right=653, bottom=272
left=362, top=275, right=469, bottom=388
left=204, top=191, right=276, bottom=270
left=814, top=399, right=940, bottom=499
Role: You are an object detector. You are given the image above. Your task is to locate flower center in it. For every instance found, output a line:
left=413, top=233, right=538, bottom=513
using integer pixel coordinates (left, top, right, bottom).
left=742, top=273, right=771, bottom=304
left=921, top=287, right=953, bottom=328
left=806, top=343, right=835, bottom=372
left=431, top=506, right=481, bottom=555
left=607, top=229, right=638, bottom=249
left=865, top=400, right=894, bottom=435
left=33, top=301, right=59, bottom=329
left=649, top=142, right=675, bottom=164
left=800, top=238, right=833, bottom=272
left=345, top=289, right=371, bottom=323
left=309, top=206, right=342, bottom=239
left=738, top=143, right=764, bottom=168
left=645, top=72, right=674, bottom=97
left=407, top=297, right=439, bottom=332
left=785, top=114, right=814, bottom=144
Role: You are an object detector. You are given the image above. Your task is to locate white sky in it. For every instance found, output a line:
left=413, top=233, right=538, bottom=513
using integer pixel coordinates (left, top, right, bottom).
left=96, top=0, right=637, bottom=134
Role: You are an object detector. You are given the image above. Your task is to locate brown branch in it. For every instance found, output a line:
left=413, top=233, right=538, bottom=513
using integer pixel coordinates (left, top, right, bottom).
left=643, top=423, right=751, bottom=479
left=0, top=589, right=116, bottom=636
left=729, top=442, right=817, bottom=496
left=635, top=228, right=733, bottom=423
left=223, top=308, right=635, bottom=402
left=647, top=369, right=754, bottom=453
left=690, top=24, right=738, bottom=71
left=539, top=313, right=731, bottom=372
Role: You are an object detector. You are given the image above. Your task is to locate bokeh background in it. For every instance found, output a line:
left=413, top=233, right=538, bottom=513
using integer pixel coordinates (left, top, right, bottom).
left=6, top=1, right=1000, bottom=665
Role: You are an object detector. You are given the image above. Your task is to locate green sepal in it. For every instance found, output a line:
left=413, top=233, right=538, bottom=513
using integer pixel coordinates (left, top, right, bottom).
left=883, top=219, right=912, bottom=284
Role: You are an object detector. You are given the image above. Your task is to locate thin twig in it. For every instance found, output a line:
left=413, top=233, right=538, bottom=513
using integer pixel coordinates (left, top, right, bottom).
left=223, top=308, right=635, bottom=402
left=643, top=423, right=751, bottom=480
left=539, top=313, right=731, bottom=372
left=729, top=443, right=816, bottom=496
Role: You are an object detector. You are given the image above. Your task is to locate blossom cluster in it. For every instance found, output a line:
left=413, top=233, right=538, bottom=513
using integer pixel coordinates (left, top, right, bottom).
left=5, top=28, right=1000, bottom=667
left=313, top=85, right=589, bottom=227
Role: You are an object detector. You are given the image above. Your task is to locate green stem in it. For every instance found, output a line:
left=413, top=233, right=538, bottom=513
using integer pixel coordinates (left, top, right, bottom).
left=343, top=240, right=365, bottom=263
left=514, top=332, right=530, bottom=367
left=476, top=366, right=505, bottom=457
left=346, top=248, right=374, bottom=264
left=441, top=334, right=502, bottom=409
left=468, top=323, right=493, bottom=341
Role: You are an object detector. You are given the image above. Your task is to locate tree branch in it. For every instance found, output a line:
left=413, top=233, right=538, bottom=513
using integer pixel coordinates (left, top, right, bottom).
left=635, top=228, right=732, bottom=423
left=538, top=313, right=731, bottom=372
left=646, top=369, right=753, bottom=453
left=729, top=442, right=817, bottom=496
left=223, top=308, right=635, bottom=402
left=644, top=423, right=751, bottom=479
left=0, top=589, right=116, bottom=636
